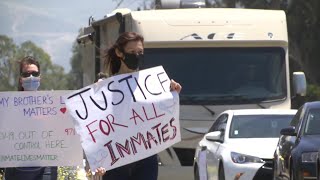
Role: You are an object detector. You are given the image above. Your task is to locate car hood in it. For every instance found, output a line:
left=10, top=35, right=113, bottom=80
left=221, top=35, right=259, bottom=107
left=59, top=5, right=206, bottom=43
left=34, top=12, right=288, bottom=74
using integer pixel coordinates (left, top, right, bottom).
left=299, top=135, right=320, bottom=151
left=226, top=138, right=279, bottom=159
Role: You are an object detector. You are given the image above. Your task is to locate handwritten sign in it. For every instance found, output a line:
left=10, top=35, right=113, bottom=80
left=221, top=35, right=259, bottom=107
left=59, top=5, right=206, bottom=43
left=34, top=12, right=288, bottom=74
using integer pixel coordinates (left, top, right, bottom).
left=65, top=66, right=181, bottom=171
left=0, top=90, right=83, bottom=167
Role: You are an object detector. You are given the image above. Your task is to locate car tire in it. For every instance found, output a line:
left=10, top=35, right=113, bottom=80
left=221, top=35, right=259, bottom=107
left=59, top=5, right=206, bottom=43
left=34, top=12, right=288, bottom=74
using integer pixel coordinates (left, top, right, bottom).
left=219, top=163, right=225, bottom=180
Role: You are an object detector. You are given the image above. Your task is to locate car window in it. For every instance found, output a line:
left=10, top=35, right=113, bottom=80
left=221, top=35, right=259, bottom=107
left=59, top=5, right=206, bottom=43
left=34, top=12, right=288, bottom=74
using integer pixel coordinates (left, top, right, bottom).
left=290, top=107, right=302, bottom=127
left=229, top=114, right=294, bottom=138
left=217, top=114, right=229, bottom=140
left=208, top=114, right=228, bottom=133
left=304, top=108, right=320, bottom=135
left=296, top=105, right=308, bottom=135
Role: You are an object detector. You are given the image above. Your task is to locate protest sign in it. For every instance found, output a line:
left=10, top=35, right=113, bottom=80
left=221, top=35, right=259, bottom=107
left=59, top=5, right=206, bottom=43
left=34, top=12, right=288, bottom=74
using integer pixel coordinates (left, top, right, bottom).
left=0, top=90, right=83, bottom=167
left=65, top=66, right=181, bottom=171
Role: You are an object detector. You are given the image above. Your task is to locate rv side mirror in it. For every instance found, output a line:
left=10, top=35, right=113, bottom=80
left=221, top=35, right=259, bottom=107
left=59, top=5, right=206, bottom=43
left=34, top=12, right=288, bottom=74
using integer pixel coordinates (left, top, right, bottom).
left=293, top=72, right=307, bottom=96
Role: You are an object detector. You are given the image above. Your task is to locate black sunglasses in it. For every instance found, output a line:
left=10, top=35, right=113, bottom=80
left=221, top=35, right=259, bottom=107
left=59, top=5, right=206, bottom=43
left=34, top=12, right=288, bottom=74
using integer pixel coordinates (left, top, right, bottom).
left=21, top=71, right=40, bottom=77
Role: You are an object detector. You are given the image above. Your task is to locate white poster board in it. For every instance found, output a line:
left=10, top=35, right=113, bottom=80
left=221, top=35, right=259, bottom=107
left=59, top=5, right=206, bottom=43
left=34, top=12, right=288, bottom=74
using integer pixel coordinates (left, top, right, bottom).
left=65, top=66, right=181, bottom=171
left=0, top=90, right=83, bottom=167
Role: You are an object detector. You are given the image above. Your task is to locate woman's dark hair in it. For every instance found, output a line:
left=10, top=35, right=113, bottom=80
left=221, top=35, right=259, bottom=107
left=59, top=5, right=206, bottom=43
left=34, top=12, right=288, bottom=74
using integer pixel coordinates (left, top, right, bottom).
left=104, top=32, right=144, bottom=75
left=18, top=56, right=40, bottom=91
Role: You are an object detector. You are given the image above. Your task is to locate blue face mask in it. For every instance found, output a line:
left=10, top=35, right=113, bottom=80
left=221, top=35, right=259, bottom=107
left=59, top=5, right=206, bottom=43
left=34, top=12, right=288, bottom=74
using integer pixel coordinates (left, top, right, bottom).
left=21, top=76, right=40, bottom=91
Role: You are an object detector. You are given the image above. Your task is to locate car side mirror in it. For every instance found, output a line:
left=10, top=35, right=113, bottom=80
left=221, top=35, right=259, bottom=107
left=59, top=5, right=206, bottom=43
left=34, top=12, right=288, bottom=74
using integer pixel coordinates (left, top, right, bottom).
left=280, top=126, right=296, bottom=136
left=293, top=72, right=307, bottom=96
left=205, top=131, right=222, bottom=142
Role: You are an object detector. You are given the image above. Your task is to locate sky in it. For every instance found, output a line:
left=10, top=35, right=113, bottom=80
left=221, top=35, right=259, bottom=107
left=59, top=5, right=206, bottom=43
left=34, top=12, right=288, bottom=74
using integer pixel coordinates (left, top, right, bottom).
left=0, top=0, right=143, bottom=72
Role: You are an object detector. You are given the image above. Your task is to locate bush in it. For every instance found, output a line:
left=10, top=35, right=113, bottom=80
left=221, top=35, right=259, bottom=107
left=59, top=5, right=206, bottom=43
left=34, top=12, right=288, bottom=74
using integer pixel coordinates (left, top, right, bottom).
left=58, top=166, right=89, bottom=180
left=306, top=84, right=320, bottom=102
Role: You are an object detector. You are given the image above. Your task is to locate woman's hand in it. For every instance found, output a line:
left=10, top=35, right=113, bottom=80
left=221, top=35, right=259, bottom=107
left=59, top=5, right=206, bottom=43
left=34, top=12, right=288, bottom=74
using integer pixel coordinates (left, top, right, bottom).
left=95, top=167, right=106, bottom=176
left=170, top=79, right=182, bottom=93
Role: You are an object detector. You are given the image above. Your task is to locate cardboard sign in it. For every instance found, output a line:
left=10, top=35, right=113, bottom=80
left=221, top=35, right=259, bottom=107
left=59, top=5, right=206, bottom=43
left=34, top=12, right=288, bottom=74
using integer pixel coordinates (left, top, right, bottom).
left=65, top=66, right=181, bottom=171
left=0, top=90, right=83, bottom=167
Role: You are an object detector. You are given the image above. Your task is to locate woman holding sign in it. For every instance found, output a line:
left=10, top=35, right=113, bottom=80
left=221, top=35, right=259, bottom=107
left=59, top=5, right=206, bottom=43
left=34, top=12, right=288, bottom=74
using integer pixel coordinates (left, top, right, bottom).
left=94, top=32, right=181, bottom=180
left=4, top=56, right=57, bottom=180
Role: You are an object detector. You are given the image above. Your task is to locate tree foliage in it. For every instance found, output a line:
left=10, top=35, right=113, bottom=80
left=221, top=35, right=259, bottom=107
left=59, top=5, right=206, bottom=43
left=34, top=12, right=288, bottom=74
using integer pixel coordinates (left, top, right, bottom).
left=0, top=35, right=17, bottom=91
left=67, top=40, right=83, bottom=90
left=286, top=0, right=320, bottom=85
left=0, top=35, right=70, bottom=91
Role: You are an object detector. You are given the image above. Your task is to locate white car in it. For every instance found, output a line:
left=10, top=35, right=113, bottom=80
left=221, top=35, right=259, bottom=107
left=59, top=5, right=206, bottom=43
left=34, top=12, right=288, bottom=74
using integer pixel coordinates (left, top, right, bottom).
left=193, top=109, right=297, bottom=180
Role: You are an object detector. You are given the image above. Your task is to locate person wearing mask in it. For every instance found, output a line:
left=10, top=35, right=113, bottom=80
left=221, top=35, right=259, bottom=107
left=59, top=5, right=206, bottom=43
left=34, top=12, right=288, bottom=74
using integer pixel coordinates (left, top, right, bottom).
left=4, top=56, right=57, bottom=180
left=93, top=32, right=181, bottom=180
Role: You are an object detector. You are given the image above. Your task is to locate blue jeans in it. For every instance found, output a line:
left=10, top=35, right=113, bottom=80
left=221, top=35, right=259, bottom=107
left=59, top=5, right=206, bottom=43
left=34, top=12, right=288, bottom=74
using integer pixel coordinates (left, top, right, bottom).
left=103, top=155, right=158, bottom=180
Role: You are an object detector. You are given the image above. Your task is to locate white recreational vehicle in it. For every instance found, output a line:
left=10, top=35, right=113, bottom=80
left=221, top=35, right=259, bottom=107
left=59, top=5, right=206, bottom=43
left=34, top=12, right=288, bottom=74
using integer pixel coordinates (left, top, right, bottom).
left=77, top=7, right=306, bottom=180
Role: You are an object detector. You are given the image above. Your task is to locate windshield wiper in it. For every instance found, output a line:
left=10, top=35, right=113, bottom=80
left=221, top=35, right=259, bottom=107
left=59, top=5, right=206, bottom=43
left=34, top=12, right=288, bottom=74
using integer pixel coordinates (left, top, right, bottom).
left=201, top=105, right=215, bottom=116
left=257, top=103, right=266, bottom=109
left=181, top=94, right=269, bottom=110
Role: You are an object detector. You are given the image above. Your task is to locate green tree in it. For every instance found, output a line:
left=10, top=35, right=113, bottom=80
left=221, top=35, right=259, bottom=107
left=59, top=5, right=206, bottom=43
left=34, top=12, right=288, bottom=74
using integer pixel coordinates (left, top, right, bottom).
left=0, top=35, right=18, bottom=91
left=286, top=0, right=320, bottom=85
left=67, top=40, right=83, bottom=90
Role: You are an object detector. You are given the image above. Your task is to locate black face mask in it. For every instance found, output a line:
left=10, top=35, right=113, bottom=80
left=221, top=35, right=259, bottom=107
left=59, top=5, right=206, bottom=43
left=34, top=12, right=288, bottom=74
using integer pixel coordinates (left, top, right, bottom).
left=122, top=53, right=144, bottom=70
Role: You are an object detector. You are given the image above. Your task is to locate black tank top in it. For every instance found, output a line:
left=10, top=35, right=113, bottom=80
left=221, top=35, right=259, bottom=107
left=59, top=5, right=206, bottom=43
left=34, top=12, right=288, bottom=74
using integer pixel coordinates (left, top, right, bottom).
left=5, top=167, right=57, bottom=180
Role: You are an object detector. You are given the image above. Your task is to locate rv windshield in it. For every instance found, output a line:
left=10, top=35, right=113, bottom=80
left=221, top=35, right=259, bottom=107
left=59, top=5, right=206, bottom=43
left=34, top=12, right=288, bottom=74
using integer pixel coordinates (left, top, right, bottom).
left=142, top=47, right=286, bottom=105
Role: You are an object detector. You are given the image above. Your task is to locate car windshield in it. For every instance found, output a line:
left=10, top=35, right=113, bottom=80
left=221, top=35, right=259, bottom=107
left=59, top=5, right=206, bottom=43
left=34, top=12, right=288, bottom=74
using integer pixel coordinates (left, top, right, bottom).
left=304, top=108, right=320, bottom=135
left=229, top=114, right=294, bottom=138
left=142, top=47, right=286, bottom=105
